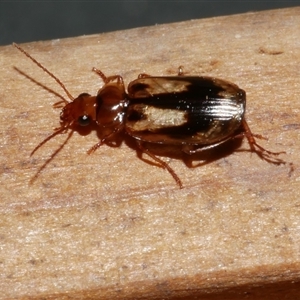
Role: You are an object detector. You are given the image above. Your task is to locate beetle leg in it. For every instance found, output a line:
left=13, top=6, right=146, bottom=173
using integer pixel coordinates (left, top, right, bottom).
left=87, top=125, right=123, bottom=154
left=182, top=140, right=231, bottom=155
left=87, top=138, right=107, bottom=155
left=240, top=119, right=285, bottom=163
left=92, top=67, right=124, bottom=85
left=137, top=141, right=183, bottom=188
left=138, top=66, right=184, bottom=79
left=183, top=120, right=285, bottom=164
left=138, top=73, right=152, bottom=79
left=177, top=66, right=184, bottom=75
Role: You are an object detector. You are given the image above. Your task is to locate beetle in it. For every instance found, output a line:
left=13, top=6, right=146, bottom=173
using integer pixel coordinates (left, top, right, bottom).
left=13, top=43, right=284, bottom=188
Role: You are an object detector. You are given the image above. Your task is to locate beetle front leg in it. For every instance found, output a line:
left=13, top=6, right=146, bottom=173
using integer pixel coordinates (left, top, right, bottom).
left=136, top=141, right=183, bottom=189
left=87, top=124, right=123, bottom=154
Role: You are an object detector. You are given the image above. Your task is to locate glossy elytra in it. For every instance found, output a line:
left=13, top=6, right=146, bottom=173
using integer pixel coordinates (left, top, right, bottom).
left=14, top=43, right=285, bottom=188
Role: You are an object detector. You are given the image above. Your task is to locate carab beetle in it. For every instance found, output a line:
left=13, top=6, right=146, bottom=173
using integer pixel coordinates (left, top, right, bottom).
left=14, top=43, right=284, bottom=188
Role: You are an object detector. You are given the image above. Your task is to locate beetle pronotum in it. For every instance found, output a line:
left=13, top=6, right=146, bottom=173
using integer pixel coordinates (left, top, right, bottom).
left=14, top=43, right=284, bottom=188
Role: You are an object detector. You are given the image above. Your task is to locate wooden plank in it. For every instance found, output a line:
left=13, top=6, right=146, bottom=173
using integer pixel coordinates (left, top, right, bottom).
left=0, top=7, right=300, bottom=300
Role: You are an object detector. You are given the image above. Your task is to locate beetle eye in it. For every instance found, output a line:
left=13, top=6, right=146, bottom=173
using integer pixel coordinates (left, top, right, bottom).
left=78, top=115, right=91, bottom=126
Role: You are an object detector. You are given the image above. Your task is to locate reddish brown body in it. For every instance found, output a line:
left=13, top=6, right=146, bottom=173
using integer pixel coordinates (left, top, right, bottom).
left=13, top=43, right=285, bottom=188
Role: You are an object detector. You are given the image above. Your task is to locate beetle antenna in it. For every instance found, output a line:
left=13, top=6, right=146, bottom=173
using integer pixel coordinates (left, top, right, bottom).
left=13, top=43, right=74, bottom=102
left=30, top=127, right=68, bottom=156
left=30, top=130, right=74, bottom=184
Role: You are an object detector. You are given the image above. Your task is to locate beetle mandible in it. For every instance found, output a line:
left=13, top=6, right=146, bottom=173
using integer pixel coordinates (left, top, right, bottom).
left=13, top=43, right=284, bottom=188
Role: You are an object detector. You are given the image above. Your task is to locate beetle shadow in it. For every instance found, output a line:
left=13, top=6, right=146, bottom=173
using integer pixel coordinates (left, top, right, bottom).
left=183, top=138, right=245, bottom=168
left=122, top=133, right=245, bottom=170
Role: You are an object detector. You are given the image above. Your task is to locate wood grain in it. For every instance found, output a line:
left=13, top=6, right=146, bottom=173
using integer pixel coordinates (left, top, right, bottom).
left=0, top=7, right=300, bottom=300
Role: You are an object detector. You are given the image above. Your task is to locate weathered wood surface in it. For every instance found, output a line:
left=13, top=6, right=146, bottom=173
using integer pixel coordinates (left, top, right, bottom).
left=0, top=7, right=300, bottom=300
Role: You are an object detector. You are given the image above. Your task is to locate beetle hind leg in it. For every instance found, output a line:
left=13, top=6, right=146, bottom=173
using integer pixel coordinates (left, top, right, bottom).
left=241, top=119, right=286, bottom=164
left=137, top=141, right=183, bottom=188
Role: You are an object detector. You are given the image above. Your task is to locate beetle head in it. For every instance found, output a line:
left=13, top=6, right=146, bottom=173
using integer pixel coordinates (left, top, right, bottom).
left=60, top=93, right=97, bottom=128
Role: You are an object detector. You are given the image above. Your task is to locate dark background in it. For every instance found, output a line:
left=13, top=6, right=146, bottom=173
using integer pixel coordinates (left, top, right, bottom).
left=0, top=1, right=299, bottom=46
